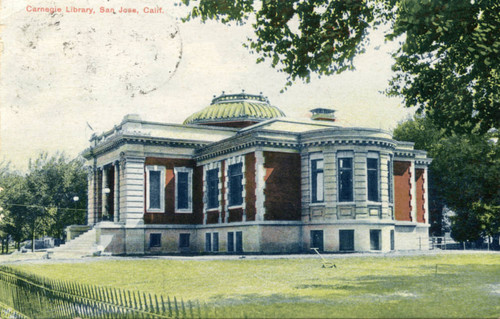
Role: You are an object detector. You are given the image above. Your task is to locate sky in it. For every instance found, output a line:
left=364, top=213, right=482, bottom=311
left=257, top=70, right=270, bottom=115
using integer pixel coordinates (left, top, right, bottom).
left=0, top=0, right=414, bottom=171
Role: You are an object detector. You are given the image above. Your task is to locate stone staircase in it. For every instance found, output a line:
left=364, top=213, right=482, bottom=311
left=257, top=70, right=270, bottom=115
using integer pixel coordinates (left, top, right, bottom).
left=49, top=228, right=99, bottom=258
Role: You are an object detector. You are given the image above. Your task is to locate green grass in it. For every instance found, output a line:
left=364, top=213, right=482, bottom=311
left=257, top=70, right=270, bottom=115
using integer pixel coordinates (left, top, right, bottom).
left=12, top=253, right=500, bottom=318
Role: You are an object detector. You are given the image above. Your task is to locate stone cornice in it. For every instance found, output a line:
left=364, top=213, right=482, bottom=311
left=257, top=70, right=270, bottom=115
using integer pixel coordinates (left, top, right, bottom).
left=195, top=139, right=300, bottom=161
left=300, top=138, right=397, bottom=149
left=83, top=134, right=204, bottom=159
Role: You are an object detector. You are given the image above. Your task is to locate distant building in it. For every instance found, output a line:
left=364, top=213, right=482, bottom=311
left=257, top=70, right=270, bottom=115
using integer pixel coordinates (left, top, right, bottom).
left=83, top=92, right=431, bottom=254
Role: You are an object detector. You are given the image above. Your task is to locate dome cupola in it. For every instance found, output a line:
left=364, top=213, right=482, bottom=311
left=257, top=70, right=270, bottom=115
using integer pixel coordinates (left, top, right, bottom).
left=183, top=91, right=286, bottom=128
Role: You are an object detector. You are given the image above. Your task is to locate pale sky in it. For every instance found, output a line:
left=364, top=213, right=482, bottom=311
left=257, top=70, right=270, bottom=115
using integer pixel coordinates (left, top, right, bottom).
left=0, top=0, right=414, bottom=171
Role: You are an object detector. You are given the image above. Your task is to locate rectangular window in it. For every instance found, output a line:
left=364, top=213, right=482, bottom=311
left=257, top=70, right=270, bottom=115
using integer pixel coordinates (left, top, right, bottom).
left=310, top=155, right=324, bottom=203
left=310, top=230, right=324, bottom=252
left=150, top=171, right=161, bottom=209
left=339, top=230, right=354, bottom=251
left=338, top=152, right=353, bottom=202
left=213, top=233, right=219, bottom=252
left=228, top=163, right=243, bottom=207
left=388, top=155, right=394, bottom=204
left=227, top=232, right=234, bottom=252
left=367, top=152, right=380, bottom=202
left=205, top=233, right=212, bottom=252
left=179, top=233, right=190, bottom=248
left=236, top=231, right=243, bottom=253
left=146, top=166, right=165, bottom=212
left=207, top=168, right=219, bottom=209
left=390, top=229, right=395, bottom=251
left=149, top=233, right=161, bottom=248
left=370, top=229, right=381, bottom=251
left=174, top=167, right=193, bottom=213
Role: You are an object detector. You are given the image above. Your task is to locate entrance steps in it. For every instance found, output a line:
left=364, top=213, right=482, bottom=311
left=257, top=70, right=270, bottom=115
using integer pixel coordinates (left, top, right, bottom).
left=48, top=228, right=99, bottom=258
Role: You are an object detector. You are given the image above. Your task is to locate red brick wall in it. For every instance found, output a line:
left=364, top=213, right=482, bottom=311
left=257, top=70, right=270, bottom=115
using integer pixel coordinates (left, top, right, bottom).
left=416, top=169, right=425, bottom=223
left=245, top=153, right=256, bottom=221
left=263, top=152, right=301, bottom=221
left=143, top=157, right=203, bottom=225
left=394, top=161, right=412, bottom=221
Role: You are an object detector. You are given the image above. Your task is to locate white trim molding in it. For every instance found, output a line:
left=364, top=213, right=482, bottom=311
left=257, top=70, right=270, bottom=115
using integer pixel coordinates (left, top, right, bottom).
left=203, top=161, right=222, bottom=224
left=174, top=167, right=193, bottom=214
left=224, top=155, right=246, bottom=222
left=145, top=165, right=166, bottom=213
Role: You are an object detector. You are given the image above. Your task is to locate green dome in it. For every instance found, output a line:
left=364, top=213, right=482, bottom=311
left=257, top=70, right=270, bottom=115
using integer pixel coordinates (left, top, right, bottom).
left=184, top=92, right=286, bottom=126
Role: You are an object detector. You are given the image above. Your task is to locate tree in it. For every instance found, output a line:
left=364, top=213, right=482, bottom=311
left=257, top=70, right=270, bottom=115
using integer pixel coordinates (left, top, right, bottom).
left=182, top=0, right=376, bottom=87
left=25, top=153, right=87, bottom=241
left=0, top=173, right=32, bottom=250
left=386, top=0, right=500, bottom=135
left=394, top=116, right=500, bottom=244
left=181, top=0, right=499, bottom=133
left=0, top=153, right=87, bottom=252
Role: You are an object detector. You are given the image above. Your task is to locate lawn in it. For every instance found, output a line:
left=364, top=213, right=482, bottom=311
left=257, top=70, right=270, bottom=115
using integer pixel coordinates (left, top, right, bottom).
left=12, top=253, right=500, bottom=318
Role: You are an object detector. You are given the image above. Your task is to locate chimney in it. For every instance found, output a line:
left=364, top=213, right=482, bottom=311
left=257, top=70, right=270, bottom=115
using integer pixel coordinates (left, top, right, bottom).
left=310, top=108, right=336, bottom=122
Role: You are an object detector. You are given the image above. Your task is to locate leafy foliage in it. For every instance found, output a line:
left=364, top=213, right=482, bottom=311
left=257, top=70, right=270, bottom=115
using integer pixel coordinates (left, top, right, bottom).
left=182, top=0, right=499, bottom=134
left=0, top=153, right=87, bottom=250
left=182, top=0, right=375, bottom=89
left=394, top=116, right=500, bottom=242
left=387, top=0, right=500, bottom=135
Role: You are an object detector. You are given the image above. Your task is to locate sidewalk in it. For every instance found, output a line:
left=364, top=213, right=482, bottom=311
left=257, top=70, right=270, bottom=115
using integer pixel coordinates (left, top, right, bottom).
left=0, top=248, right=497, bottom=265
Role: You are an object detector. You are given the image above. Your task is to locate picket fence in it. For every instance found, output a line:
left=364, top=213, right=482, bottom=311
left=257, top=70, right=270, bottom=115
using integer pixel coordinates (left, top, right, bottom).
left=0, top=265, right=227, bottom=319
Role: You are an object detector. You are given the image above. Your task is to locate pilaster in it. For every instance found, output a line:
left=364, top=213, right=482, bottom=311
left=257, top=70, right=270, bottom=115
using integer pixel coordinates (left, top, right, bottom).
left=410, top=160, right=417, bottom=222
left=300, top=150, right=310, bottom=221
left=354, top=150, right=368, bottom=218
left=255, top=151, right=265, bottom=221
left=423, top=168, right=429, bottom=225
left=121, top=156, right=146, bottom=226
left=379, top=153, right=390, bottom=219
left=323, top=149, right=336, bottom=217
left=113, top=161, right=120, bottom=223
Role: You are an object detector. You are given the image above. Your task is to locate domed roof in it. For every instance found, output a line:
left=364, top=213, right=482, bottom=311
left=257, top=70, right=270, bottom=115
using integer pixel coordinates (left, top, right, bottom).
left=183, top=92, right=286, bottom=127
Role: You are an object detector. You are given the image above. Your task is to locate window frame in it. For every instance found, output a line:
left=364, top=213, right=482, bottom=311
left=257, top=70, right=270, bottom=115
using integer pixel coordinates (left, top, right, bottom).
left=206, top=168, right=220, bottom=210
left=146, top=165, right=166, bottom=213
left=367, top=152, right=380, bottom=202
left=174, top=167, right=193, bottom=213
left=149, top=233, right=161, bottom=248
left=227, top=232, right=234, bottom=252
left=179, top=233, right=190, bottom=248
left=370, top=229, right=382, bottom=251
left=228, top=162, right=243, bottom=207
left=337, top=151, right=354, bottom=202
left=205, top=233, right=212, bottom=252
left=310, top=153, right=324, bottom=204
left=212, top=232, right=219, bottom=252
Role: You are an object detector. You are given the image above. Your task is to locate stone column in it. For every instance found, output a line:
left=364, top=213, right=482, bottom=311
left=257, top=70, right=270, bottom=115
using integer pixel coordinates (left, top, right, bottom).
left=87, top=166, right=95, bottom=225
left=96, top=168, right=102, bottom=223
left=102, top=167, right=108, bottom=218
left=113, top=161, right=120, bottom=223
